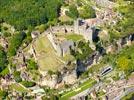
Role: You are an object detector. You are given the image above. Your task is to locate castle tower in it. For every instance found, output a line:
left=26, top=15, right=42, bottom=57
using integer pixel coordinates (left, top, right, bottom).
left=74, top=19, right=80, bottom=34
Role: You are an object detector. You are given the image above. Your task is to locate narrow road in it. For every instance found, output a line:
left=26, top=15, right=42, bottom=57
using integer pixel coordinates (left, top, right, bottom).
left=71, top=82, right=103, bottom=99
left=113, top=86, right=134, bottom=100
left=99, top=85, right=134, bottom=100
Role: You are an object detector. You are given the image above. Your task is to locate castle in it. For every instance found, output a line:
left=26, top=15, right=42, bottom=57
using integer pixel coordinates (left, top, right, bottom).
left=32, top=5, right=119, bottom=57
left=41, top=18, right=98, bottom=57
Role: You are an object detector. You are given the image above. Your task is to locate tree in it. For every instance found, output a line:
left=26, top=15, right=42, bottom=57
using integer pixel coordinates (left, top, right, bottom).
left=66, top=5, right=79, bottom=19
left=20, top=81, right=36, bottom=87
left=71, top=41, right=93, bottom=60
left=13, top=71, right=22, bottom=82
left=79, top=6, right=96, bottom=19
left=117, top=56, right=130, bottom=71
left=116, top=1, right=134, bottom=36
left=7, top=32, right=26, bottom=57
left=0, top=90, right=8, bottom=99
left=0, top=46, right=8, bottom=72
left=27, top=59, right=38, bottom=70
left=0, top=0, right=63, bottom=30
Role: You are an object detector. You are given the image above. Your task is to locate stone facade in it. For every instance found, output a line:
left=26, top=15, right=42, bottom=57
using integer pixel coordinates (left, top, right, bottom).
left=42, top=5, right=120, bottom=56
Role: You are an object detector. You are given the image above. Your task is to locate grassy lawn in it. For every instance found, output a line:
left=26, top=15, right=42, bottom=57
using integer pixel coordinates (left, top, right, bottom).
left=59, top=15, right=73, bottom=22
left=33, top=35, right=64, bottom=71
left=60, top=79, right=96, bottom=100
left=10, top=83, right=29, bottom=92
left=65, top=34, right=84, bottom=42
left=63, top=54, right=75, bottom=62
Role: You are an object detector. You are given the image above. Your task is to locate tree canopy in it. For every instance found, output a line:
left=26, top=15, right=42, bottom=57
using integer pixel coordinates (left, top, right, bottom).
left=115, top=1, right=134, bottom=36
left=66, top=5, right=79, bottom=19
left=0, top=0, right=63, bottom=30
left=71, top=41, right=93, bottom=60
left=7, top=32, right=26, bottom=57
left=116, top=45, right=134, bottom=75
left=0, top=46, right=8, bottom=72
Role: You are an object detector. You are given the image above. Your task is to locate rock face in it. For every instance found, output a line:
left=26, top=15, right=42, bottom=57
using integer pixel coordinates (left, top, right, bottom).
left=41, top=75, right=58, bottom=88
left=63, top=70, right=77, bottom=85
left=106, top=45, right=116, bottom=54
left=40, top=70, right=77, bottom=88
left=0, top=37, right=8, bottom=49
left=31, top=31, right=40, bottom=39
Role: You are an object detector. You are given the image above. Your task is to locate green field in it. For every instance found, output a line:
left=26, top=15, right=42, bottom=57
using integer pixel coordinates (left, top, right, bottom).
left=33, top=35, right=64, bottom=71
left=60, top=79, right=96, bottom=100
left=65, top=34, right=83, bottom=42
left=10, top=83, right=29, bottom=92
left=59, top=15, right=73, bottom=22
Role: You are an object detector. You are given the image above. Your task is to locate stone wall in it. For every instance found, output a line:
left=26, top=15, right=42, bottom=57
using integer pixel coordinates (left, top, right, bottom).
left=74, top=19, right=94, bottom=44
left=46, top=32, right=62, bottom=56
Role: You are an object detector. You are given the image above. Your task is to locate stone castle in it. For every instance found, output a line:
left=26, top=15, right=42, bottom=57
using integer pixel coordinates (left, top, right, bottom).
left=42, top=18, right=97, bottom=57
left=31, top=5, right=119, bottom=57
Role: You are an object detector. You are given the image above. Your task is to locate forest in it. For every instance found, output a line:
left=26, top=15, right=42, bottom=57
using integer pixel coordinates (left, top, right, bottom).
left=0, top=0, right=63, bottom=30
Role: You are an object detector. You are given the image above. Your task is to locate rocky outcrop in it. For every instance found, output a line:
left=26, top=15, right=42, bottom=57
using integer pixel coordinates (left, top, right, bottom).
left=62, top=70, right=77, bottom=85
left=40, top=74, right=58, bottom=88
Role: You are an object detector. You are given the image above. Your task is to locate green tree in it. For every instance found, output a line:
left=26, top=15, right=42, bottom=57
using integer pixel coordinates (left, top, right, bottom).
left=13, top=71, right=22, bottom=82
left=0, top=0, right=63, bottom=30
left=27, top=59, right=38, bottom=70
left=20, top=81, right=36, bottom=87
left=0, top=46, right=8, bottom=72
left=71, top=41, right=93, bottom=60
left=66, top=5, right=79, bottom=19
left=0, top=90, right=8, bottom=99
left=7, top=32, right=26, bottom=57
left=117, top=56, right=130, bottom=71
left=79, top=6, right=96, bottom=19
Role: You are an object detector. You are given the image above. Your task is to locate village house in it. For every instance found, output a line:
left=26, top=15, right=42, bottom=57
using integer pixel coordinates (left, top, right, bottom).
left=31, top=31, right=40, bottom=39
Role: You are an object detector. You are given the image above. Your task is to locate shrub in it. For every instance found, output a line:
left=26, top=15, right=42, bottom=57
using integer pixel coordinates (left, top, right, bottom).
left=66, top=5, right=79, bottom=19
left=7, top=32, right=26, bottom=57
left=13, top=71, right=22, bottom=82
left=0, top=46, right=8, bottom=72
left=27, top=59, right=38, bottom=70
left=0, top=90, right=8, bottom=99
left=20, top=81, right=36, bottom=87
